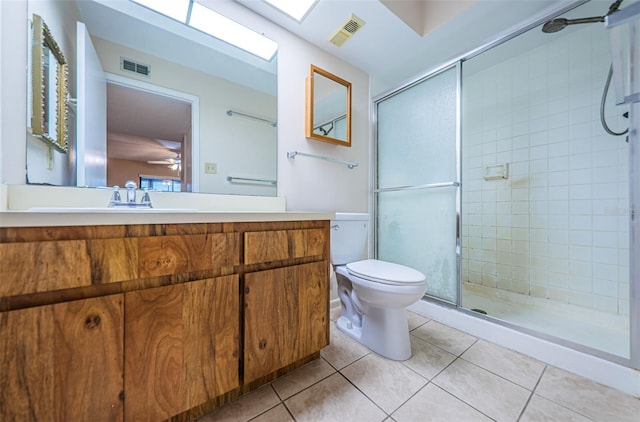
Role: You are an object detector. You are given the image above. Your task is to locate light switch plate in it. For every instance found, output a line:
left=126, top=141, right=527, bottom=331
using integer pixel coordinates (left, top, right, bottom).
left=204, top=162, right=217, bottom=174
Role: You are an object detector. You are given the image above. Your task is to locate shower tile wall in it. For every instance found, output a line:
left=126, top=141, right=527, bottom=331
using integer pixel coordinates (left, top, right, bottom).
left=461, top=25, right=630, bottom=316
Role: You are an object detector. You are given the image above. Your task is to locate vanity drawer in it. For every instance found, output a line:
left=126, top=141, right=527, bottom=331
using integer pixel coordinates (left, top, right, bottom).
left=0, top=232, right=240, bottom=297
left=0, top=240, right=94, bottom=296
left=244, top=228, right=326, bottom=265
left=139, top=232, right=240, bottom=278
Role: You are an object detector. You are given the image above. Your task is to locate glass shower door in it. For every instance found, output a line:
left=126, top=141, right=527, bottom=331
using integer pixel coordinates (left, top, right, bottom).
left=375, top=65, right=459, bottom=303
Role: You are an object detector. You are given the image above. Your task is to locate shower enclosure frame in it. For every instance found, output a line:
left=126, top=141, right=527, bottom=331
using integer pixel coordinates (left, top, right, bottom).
left=371, top=61, right=462, bottom=306
left=372, top=0, right=640, bottom=370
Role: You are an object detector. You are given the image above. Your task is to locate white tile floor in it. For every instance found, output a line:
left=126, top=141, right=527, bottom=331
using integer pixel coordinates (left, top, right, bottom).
left=198, top=311, right=640, bottom=422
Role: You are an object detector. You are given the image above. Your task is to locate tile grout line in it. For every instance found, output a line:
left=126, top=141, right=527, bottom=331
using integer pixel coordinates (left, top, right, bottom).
left=269, top=357, right=339, bottom=418
left=427, top=354, right=494, bottom=418
left=245, top=385, right=284, bottom=422
left=528, top=366, right=601, bottom=422
left=515, top=364, right=547, bottom=421
left=408, top=331, right=468, bottom=359
left=204, top=312, right=638, bottom=421
left=334, top=370, right=391, bottom=420
left=385, top=379, right=437, bottom=420
left=247, top=357, right=341, bottom=422
left=456, top=352, right=540, bottom=391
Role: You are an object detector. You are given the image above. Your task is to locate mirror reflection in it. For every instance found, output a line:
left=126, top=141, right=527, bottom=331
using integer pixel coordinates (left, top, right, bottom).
left=26, top=0, right=277, bottom=196
left=30, top=13, right=69, bottom=153
left=306, top=65, right=351, bottom=147
left=106, top=79, right=193, bottom=192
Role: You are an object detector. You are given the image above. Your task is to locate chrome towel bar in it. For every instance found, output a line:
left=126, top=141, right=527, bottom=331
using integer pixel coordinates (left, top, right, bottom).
left=226, top=110, right=277, bottom=127
left=226, top=176, right=276, bottom=185
left=287, top=151, right=358, bottom=169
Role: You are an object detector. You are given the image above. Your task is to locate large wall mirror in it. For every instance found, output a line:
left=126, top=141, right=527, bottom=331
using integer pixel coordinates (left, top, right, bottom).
left=25, top=0, right=277, bottom=196
left=31, top=14, right=69, bottom=154
left=305, top=64, right=351, bottom=147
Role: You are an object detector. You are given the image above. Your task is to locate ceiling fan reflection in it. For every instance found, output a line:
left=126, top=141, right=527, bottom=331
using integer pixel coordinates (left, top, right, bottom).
left=147, top=153, right=181, bottom=170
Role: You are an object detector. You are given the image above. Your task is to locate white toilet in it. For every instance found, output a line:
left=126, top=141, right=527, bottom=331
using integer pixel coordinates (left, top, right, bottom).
left=331, top=213, right=427, bottom=360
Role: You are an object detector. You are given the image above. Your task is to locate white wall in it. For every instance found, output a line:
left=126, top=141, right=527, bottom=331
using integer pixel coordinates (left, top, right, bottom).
left=0, top=2, right=3, bottom=186
left=206, top=0, right=370, bottom=213
left=1, top=0, right=27, bottom=185
left=0, top=0, right=370, bottom=213
left=462, top=23, right=630, bottom=315
left=278, top=38, right=370, bottom=212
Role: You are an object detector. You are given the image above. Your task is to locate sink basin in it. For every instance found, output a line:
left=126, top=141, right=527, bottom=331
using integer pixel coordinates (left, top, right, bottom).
left=27, top=207, right=198, bottom=213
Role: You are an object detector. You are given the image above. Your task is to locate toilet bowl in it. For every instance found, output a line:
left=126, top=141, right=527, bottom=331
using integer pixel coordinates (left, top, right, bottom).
left=331, top=213, right=427, bottom=361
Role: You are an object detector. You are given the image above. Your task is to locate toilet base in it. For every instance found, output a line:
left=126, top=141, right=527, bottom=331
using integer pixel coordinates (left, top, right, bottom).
left=336, top=306, right=412, bottom=361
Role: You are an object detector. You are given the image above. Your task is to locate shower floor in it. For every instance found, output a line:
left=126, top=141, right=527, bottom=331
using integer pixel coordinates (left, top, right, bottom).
left=461, top=282, right=629, bottom=359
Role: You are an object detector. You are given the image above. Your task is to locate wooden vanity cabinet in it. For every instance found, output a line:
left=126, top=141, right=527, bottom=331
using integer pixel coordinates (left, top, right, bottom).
left=124, top=275, right=240, bottom=421
left=0, top=294, right=124, bottom=422
left=0, top=219, right=330, bottom=421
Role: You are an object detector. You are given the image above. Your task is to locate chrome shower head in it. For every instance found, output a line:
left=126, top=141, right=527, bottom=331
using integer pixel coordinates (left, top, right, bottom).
left=541, top=0, right=623, bottom=33
left=542, top=16, right=605, bottom=33
left=542, top=18, right=568, bottom=33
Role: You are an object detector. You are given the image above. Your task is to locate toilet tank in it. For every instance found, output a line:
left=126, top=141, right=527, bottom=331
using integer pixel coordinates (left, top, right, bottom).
left=330, top=212, right=368, bottom=265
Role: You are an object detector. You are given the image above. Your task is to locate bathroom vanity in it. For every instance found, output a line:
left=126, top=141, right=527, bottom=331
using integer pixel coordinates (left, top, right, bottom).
left=0, top=211, right=331, bottom=421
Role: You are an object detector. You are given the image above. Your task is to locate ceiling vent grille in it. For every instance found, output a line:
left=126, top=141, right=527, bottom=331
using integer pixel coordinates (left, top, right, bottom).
left=120, top=57, right=151, bottom=77
left=328, top=14, right=366, bottom=47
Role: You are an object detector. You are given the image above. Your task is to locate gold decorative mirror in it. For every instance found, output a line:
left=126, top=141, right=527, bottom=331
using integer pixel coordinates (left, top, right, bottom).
left=31, top=14, right=69, bottom=153
left=305, top=65, right=351, bottom=147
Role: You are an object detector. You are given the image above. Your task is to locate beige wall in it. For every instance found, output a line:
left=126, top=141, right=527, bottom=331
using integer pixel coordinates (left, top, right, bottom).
left=94, top=37, right=277, bottom=196
left=107, top=158, right=179, bottom=188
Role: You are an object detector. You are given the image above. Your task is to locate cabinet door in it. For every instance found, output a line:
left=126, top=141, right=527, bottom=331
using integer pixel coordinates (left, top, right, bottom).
left=124, top=275, right=240, bottom=421
left=244, top=261, right=328, bottom=383
left=0, top=295, right=124, bottom=421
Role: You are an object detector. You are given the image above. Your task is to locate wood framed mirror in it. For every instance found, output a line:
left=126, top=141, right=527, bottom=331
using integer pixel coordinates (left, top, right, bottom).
left=305, top=65, right=351, bottom=147
left=31, top=13, right=69, bottom=153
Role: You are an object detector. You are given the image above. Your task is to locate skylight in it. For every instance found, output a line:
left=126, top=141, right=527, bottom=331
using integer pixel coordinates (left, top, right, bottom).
left=130, top=0, right=277, bottom=61
left=131, top=0, right=190, bottom=22
left=189, top=2, right=277, bottom=61
left=263, top=0, right=317, bottom=22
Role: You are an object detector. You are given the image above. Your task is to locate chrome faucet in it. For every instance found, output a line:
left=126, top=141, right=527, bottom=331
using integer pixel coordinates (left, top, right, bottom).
left=108, top=186, right=122, bottom=207
left=107, top=181, right=152, bottom=208
left=125, top=180, right=137, bottom=203
left=140, top=188, right=152, bottom=206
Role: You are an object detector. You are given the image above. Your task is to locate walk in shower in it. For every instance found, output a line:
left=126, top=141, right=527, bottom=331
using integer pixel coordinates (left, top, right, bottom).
left=374, top=0, right=638, bottom=367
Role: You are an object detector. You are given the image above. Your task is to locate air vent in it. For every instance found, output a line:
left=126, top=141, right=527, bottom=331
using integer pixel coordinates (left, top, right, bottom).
left=328, top=14, right=366, bottom=47
left=120, top=58, right=150, bottom=77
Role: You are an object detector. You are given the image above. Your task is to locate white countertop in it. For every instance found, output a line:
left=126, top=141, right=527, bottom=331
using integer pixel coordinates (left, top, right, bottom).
left=0, top=210, right=335, bottom=227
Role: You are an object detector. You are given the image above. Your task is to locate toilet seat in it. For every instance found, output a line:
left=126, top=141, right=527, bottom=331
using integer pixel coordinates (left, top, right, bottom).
left=346, top=259, right=425, bottom=286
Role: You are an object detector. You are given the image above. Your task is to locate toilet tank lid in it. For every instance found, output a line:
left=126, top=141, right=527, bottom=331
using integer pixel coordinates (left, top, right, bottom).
left=346, top=259, right=425, bottom=284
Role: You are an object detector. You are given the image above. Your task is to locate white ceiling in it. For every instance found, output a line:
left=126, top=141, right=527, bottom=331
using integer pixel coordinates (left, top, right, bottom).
left=234, top=0, right=601, bottom=94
